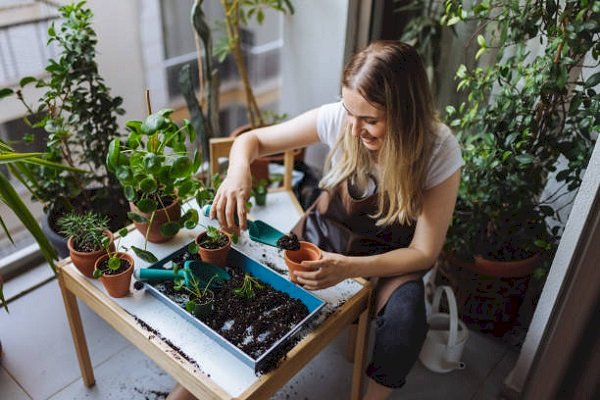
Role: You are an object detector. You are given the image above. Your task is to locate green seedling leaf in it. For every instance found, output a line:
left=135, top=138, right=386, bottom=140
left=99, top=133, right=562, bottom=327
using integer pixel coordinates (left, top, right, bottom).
left=131, top=246, right=158, bottom=263
left=93, top=269, right=103, bottom=279
left=142, top=114, right=167, bottom=134
left=185, top=300, right=197, bottom=313
left=108, top=257, right=121, bottom=271
left=124, top=185, right=137, bottom=202
left=187, top=242, right=199, bottom=254
left=19, top=77, right=37, bottom=87
left=139, top=177, right=158, bottom=193
left=0, top=88, right=14, bottom=99
left=117, top=227, right=129, bottom=237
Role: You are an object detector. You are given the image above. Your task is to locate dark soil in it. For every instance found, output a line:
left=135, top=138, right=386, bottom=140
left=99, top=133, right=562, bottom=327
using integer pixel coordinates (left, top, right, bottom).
left=276, top=232, right=300, bottom=251
left=198, top=234, right=230, bottom=249
left=150, top=249, right=309, bottom=364
left=97, top=258, right=131, bottom=275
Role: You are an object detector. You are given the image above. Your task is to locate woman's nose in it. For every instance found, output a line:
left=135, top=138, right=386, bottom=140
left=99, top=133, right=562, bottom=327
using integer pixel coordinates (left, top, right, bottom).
left=350, top=120, right=362, bottom=137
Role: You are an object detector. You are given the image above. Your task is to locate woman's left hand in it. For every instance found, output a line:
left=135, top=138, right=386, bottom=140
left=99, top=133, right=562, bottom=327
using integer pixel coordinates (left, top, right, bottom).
left=294, top=251, right=351, bottom=290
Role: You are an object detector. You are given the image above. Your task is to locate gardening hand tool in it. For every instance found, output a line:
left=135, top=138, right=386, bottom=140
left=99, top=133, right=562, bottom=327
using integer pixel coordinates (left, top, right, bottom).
left=134, top=260, right=231, bottom=289
left=202, top=205, right=285, bottom=248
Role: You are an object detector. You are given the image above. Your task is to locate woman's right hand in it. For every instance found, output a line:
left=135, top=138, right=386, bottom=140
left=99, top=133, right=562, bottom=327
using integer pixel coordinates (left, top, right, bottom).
left=209, top=168, right=252, bottom=232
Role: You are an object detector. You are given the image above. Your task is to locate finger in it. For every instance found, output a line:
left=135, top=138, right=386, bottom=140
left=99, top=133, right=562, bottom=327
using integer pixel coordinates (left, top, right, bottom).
left=209, top=193, right=220, bottom=219
left=236, top=198, right=247, bottom=230
left=225, top=193, right=237, bottom=229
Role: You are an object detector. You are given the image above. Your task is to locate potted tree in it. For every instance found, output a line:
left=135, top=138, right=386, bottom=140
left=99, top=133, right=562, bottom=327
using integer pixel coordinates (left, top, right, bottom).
left=441, top=0, right=598, bottom=334
left=0, top=2, right=129, bottom=258
left=93, top=228, right=134, bottom=298
left=193, top=225, right=232, bottom=267
left=107, top=109, right=202, bottom=251
left=58, top=211, right=115, bottom=278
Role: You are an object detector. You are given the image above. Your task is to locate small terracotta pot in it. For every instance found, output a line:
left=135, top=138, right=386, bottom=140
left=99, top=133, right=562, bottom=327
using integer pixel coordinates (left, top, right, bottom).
left=130, top=199, right=181, bottom=243
left=68, top=230, right=115, bottom=278
left=471, top=254, right=541, bottom=278
left=195, top=230, right=232, bottom=267
left=284, top=241, right=322, bottom=283
left=94, top=252, right=134, bottom=298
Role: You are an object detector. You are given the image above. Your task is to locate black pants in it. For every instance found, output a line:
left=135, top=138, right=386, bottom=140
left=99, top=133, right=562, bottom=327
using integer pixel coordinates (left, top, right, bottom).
left=366, top=280, right=428, bottom=388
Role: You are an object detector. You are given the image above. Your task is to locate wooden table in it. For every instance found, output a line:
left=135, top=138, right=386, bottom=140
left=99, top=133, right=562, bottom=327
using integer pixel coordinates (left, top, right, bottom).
left=58, top=193, right=373, bottom=399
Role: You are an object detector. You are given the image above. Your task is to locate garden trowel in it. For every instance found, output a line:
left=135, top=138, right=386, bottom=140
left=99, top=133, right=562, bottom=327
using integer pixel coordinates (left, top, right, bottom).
left=134, top=260, right=231, bottom=289
left=202, top=205, right=285, bottom=248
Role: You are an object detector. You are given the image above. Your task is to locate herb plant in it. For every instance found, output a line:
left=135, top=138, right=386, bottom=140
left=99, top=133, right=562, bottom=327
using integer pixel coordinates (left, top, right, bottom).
left=58, top=211, right=110, bottom=252
left=92, top=227, right=130, bottom=278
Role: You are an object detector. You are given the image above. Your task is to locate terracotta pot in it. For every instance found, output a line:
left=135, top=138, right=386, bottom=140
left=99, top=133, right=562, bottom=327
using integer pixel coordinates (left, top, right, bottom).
left=68, top=230, right=115, bottom=278
left=470, top=254, right=541, bottom=278
left=195, top=230, right=232, bottom=267
left=284, top=241, right=322, bottom=283
left=130, top=199, right=181, bottom=243
left=94, top=252, right=134, bottom=298
left=230, top=123, right=304, bottom=183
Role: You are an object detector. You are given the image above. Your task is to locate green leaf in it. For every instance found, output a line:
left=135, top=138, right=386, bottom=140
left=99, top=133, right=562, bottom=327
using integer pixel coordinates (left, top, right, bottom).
left=106, top=139, right=120, bottom=172
left=131, top=246, right=158, bottom=263
left=170, top=156, right=192, bottom=179
left=477, top=34, right=486, bottom=48
left=117, top=227, right=129, bottom=237
left=141, top=114, right=167, bottom=134
left=124, top=185, right=136, bottom=202
left=108, top=257, right=121, bottom=271
left=139, top=177, right=157, bottom=193
left=127, top=212, right=148, bottom=224
left=19, top=77, right=37, bottom=87
left=0, top=88, right=14, bottom=100
left=186, top=300, right=197, bottom=314
left=187, top=242, right=199, bottom=254
left=116, top=166, right=132, bottom=183
left=515, top=154, right=535, bottom=164
left=160, top=221, right=180, bottom=237
left=584, top=72, right=600, bottom=88
left=136, top=198, right=157, bottom=213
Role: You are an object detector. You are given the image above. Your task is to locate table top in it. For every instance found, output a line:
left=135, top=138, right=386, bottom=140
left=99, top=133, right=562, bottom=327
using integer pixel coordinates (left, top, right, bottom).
left=61, top=192, right=365, bottom=398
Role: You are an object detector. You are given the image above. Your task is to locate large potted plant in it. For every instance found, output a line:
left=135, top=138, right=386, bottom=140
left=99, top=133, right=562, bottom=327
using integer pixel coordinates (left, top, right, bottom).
left=107, top=109, right=202, bottom=254
left=0, top=2, right=129, bottom=257
left=441, top=0, right=599, bottom=334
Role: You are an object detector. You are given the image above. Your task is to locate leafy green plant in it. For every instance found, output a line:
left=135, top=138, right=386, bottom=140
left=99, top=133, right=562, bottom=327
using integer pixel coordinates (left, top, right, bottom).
left=173, top=268, right=219, bottom=317
left=0, top=1, right=125, bottom=219
left=58, top=211, right=110, bottom=252
left=92, top=227, right=130, bottom=278
left=233, top=273, right=264, bottom=300
left=107, top=109, right=204, bottom=261
left=197, top=225, right=230, bottom=249
left=442, top=0, right=599, bottom=272
left=216, top=0, right=294, bottom=128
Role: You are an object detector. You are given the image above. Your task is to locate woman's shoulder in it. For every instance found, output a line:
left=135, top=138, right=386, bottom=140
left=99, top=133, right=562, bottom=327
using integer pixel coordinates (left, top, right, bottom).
left=317, top=101, right=346, bottom=146
left=424, top=122, right=463, bottom=189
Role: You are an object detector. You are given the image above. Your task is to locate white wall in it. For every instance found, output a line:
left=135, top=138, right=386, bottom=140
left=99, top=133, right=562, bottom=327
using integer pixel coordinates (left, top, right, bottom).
left=280, top=0, right=349, bottom=176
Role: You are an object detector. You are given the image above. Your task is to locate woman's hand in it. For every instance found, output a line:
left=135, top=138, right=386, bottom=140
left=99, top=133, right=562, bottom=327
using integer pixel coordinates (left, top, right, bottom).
left=209, top=169, right=252, bottom=231
left=294, top=251, right=351, bottom=290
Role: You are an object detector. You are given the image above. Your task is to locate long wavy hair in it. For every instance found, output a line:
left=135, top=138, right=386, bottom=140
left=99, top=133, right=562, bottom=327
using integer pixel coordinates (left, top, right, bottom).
left=320, top=41, right=438, bottom=225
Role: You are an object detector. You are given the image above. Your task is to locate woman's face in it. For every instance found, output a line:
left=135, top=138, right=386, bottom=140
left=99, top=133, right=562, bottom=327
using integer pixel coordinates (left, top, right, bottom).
left=341, top=87, right=386, bottom=152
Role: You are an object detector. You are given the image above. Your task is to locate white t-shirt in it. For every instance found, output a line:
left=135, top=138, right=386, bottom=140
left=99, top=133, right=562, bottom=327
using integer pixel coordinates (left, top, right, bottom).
left=316, top=101, right=464, bottom=190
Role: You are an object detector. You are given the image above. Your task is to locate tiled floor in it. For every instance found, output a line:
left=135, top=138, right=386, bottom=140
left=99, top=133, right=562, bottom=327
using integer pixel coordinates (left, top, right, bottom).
left=1, top=264, right=518, bottom=400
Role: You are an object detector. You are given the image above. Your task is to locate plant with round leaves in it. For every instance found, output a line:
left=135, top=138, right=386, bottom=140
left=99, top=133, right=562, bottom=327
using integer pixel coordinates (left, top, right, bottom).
left=92, top=227, right=131, bottom=278
left=106, top=109, right=204, bottom=262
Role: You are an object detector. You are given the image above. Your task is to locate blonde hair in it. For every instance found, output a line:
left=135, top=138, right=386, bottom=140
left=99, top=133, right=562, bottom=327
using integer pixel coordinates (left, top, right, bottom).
left=320, top=41, right=438, bottom=225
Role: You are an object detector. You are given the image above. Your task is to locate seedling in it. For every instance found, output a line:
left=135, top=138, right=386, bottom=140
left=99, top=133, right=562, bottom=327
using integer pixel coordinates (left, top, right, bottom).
left=233, top=273, right=264, bottom=300
left=92, top=227, right=130, bottom=278
left=173, top=268, right=219, bottom=317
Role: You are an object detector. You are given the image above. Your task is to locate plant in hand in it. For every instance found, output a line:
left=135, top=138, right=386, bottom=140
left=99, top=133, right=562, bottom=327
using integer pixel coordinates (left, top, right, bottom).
left=233, top=273, right=264, bottom=300
left=58, top=211, right=110, bottom=252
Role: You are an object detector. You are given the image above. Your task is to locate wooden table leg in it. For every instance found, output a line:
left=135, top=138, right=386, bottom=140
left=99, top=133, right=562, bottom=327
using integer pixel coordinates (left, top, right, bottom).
left=350, top=306, right=371, bottom=400
left=58, top=270, right=95, bottom=387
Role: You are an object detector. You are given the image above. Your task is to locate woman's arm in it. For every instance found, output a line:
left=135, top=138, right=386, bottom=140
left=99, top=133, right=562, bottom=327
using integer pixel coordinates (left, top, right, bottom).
left=210, top=108, right=321, bottom=230
left=295, top=170, right=460, bottom=290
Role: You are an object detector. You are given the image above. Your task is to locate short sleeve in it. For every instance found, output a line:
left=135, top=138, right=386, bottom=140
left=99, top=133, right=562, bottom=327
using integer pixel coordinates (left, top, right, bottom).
left=316, top=101, right=346, bottom=148
left=425, top=125, right=464, bottom=189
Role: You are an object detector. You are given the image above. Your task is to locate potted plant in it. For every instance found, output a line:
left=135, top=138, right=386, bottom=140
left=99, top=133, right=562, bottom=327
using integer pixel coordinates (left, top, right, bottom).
left=107, top=109, right=202, bottom=249
left=58, top=211, right=115, bottom=278
left=251, top=178, right=269, bottom=206
left=193, top=225, right=232, bottom=267
left=0, top=2, right=129, bottom=258
left=93, top=227, right=134, bottom=298
left=440, top=0, right=598, bottom=334
left=174, top=269, right=221, bottom=318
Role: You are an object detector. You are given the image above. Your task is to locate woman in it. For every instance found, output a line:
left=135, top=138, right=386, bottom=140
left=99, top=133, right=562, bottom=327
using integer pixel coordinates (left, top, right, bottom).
left=210, top=40, right=462, bottom=399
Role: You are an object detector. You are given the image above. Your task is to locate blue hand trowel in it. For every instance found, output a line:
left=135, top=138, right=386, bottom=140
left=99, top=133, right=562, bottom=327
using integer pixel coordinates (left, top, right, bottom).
left=202, top=205, right=285, bottom=248
left=134, top=260, right=231, bottom=288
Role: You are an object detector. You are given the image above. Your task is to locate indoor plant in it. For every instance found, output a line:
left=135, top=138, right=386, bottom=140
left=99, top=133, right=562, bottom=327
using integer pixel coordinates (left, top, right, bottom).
left=107, top=109, right=202, bottom=251
left=0, top=2, right=128, bottom=256
left=193, top=225, right=232, bottom=267
left=58, top=211, right=115, bottom=278
left=93, top=227, right=133, bottom=298
left=251, top=178, right=269, bottom=206
left=440, top=0, right=599, bottom=333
